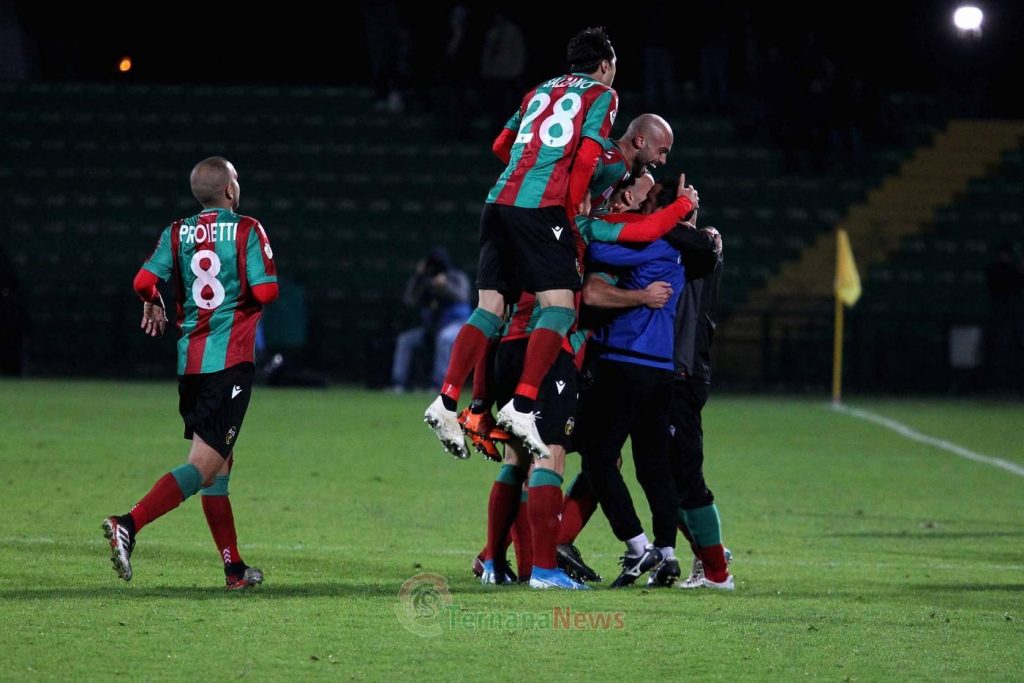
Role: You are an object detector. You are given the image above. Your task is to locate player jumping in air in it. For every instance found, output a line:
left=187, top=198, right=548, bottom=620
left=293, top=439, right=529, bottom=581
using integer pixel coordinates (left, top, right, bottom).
left=425, top=27, right=619, bottom=460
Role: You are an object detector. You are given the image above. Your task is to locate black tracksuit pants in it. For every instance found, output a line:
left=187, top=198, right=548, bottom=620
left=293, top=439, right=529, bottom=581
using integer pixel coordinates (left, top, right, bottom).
left=579, top=358, right=679, bottom=550
left=668, top=378, right=716, bottom=510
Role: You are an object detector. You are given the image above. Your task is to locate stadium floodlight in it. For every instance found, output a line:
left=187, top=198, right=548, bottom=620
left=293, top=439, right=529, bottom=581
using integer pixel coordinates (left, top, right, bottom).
left=953, top=5, right=983, bottom=37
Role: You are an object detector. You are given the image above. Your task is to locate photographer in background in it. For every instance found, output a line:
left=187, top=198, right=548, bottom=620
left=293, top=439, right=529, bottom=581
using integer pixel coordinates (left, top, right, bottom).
left=391, top=247, right=471, bottom=392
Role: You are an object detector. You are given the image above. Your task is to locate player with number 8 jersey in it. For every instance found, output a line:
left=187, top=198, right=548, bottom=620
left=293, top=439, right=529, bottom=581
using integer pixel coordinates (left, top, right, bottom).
left=143, top=193, right=277, bottom=375
left=102, top=157, right=278, bottom=590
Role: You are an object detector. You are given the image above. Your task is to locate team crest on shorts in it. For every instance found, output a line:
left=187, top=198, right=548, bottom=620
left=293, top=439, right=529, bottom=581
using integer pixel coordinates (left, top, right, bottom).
left=564, top=417, right=575, bottom=436
left=226, top=426, right=237, bottom=445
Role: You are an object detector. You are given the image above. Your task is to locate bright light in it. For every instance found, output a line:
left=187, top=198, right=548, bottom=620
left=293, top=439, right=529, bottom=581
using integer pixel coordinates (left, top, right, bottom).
left=118, top=57, right=132, bottom=73
left=953, top=6, right=983, bottom=31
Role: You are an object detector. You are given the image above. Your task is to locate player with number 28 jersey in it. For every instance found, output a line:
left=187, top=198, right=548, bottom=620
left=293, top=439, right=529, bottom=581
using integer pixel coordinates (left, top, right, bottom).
left=487, top=72, right=617, bottom=209
left=425, top=27, right=619, bottom=466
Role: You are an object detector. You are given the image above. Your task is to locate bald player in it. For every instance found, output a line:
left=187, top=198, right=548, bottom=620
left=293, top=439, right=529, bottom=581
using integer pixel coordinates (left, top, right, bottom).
left=589, top=113, right=675, bottom=210
left=102, top=156, right=279, bottom=590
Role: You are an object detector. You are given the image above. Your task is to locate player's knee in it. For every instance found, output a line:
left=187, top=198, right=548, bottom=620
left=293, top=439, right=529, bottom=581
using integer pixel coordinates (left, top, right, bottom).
left=536, top=288, right=575, bottom=310
left=188, top=450, right=225, bottom=488
left=477, top=290, right=505, bottom=315
left=195, top=464, right=220, bottom=488
left=537, top=445, right=566, bottom=475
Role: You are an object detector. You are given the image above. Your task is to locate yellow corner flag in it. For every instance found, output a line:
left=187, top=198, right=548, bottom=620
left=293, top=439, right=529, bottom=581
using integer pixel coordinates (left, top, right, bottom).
left=833, top=229, right=861, bottom=403
left=835, top=228, right=861, bottom=307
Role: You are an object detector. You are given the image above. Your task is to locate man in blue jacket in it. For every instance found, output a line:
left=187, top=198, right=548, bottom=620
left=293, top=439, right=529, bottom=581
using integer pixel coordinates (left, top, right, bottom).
left=579, top=232, right=687, bottom=587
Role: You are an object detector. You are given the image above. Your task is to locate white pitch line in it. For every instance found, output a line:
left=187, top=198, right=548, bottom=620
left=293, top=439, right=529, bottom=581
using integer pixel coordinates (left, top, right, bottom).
left=832, top=403, right=1024, bottom=477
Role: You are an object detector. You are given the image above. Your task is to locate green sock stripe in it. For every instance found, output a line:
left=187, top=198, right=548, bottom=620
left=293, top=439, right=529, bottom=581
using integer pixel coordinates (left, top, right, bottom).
left=529, top=468, right=564, bottom=488
left=681, top=504, right=722, bottom=547
left=467, top=308, right=504, bottom=337
left=496, top=464, right=526, bottom=486
left=200, top=474, right=230, bottom=497
left=170, top=463, right=202, bottom=499
left=534, top=306, right=576, bottom=335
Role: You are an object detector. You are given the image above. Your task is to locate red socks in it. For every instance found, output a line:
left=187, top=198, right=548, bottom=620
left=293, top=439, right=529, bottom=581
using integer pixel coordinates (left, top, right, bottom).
left=699, top=543, right=730, bottom=582
left=557, top=477, right=598, bottom=545
left=471, top=338, right=497, bottom=406
left=201, top=495, right=242, bottom=566
left=527, top=482, right=564, bottom=570
left=514, top=328, right=564, bottom=401
left=485, top=481, right=522, bottom=564
left=510, top=501, right=534, bottom=577
left=129, top=473, right=185, bottom=531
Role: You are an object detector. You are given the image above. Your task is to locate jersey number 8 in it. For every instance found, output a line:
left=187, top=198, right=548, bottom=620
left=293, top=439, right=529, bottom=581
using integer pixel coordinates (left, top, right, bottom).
left=191, top=249, right=226, bottom=310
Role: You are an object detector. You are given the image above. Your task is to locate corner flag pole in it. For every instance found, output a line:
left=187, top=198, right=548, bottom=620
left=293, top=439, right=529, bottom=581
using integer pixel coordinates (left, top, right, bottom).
left=832, top=294, right=844, bottom=404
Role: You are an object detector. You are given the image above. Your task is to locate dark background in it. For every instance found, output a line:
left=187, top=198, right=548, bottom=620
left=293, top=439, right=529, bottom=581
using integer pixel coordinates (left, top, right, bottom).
left=12, top=0, right=1024, bottom=116
left=4, top=0, right=1022, bottom=392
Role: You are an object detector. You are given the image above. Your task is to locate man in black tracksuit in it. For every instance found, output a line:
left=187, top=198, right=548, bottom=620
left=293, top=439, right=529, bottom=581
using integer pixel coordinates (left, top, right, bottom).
left=662, top=223, right=735, bottom=590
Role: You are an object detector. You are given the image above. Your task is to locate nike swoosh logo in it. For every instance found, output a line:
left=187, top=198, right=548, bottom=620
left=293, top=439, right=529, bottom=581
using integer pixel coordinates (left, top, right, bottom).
left=231, top=385, right=243, bottom=399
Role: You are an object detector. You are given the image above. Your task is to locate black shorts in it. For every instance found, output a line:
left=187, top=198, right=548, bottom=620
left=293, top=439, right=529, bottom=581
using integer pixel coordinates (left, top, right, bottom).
left=476, top=203, right=582, bottom=299
left=493, top=338, right=578, bottom=449
left=178, top=362, right=255, bottom=459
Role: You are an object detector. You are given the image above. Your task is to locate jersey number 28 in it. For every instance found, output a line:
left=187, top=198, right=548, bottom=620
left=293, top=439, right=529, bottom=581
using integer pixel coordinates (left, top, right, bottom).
left=515, top=92, right=583, bottom=148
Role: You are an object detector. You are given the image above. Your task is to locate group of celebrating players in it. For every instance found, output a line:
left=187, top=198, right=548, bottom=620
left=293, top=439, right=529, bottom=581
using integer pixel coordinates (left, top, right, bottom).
left=423, top=27, right=734, bottom=591
left=100, top=26, right=732, bottom=595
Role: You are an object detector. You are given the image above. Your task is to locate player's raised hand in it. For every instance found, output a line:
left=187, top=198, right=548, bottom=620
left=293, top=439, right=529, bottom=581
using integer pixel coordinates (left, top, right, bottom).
left=681, top=206, right=699, bottom=230
left=676, top=173, right=699, bottom=209
left=141, top=296, right=167, bottom=337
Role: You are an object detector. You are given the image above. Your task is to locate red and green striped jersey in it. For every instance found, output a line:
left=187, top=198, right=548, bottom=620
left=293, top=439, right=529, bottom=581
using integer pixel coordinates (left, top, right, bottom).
left=589, top=142, right=630, bottom=208
left=487, top=73, right=618, bottom=209
left=501, top=291, right=587, bottom=359
left=575, top=212, right=632, bottom=244
left=576, top=197, right=695, bottom=246
left=142, top=208, right=277, bottom=375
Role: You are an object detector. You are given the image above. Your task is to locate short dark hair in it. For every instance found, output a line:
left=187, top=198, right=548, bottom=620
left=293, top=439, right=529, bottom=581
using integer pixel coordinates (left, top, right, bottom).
left=637, top=176, right=675, bottom=209
left=613, top=174, right=641, bottom=193
left=567, top=27, right=614, bottom=74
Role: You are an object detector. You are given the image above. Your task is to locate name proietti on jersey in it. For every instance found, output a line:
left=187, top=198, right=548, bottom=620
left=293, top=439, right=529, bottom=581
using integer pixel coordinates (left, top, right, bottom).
left=179, top=222, right=239, bottom=245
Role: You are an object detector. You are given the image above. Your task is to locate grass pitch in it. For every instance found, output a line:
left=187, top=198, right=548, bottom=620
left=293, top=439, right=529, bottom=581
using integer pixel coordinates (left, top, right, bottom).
left=0, top=380, right=1021, bottom=680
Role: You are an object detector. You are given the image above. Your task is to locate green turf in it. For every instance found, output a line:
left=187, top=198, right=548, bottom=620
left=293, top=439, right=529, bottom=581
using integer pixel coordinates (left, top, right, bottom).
left=0, top=381, right=1021, bottom=680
